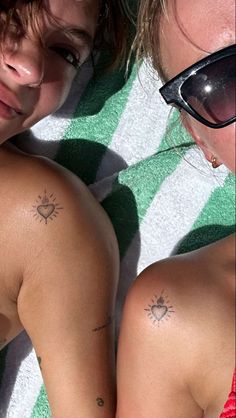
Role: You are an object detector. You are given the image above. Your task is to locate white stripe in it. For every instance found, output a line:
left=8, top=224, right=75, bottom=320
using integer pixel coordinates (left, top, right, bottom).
left=0, top=333, right=43, bottom=418
left=96, top=62, right=170, bottom=180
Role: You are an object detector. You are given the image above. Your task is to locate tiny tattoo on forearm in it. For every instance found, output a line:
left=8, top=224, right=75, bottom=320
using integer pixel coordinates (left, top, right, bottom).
left=96, top=397, right=105, bottom=407
left=37, top=356, right=42, bottom=370
left=92, top=316, right=113, bottom=332
left=145, top=290, right=175, bottom=326
left=31, top=190, right=63, bottom=225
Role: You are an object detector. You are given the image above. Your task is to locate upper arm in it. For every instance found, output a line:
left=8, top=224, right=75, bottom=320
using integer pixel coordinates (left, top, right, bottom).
left=16, top=158, right=119, bottom=415
left=116, top=263, right=203, bottom=418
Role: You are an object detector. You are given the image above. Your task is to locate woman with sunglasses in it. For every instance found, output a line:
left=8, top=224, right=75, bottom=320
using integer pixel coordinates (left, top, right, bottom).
left=0, top=1, right=128, bottom=417
left=116, top=1, right=235, bottom=417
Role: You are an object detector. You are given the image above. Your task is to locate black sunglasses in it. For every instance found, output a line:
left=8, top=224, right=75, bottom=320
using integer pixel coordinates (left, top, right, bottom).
left=159, top=44, right=236, bottom=129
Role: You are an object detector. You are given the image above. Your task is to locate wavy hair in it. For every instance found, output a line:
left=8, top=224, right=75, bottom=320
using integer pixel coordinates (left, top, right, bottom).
left=0, top=0, right=130, bottom=68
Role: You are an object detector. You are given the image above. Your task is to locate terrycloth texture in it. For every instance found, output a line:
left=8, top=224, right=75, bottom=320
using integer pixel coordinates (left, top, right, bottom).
left=0, top=57, right=235, bottom=417
left=220, top=369, right=236, bottom=418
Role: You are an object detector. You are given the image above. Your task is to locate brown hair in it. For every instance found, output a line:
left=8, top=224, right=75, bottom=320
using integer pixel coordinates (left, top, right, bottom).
left=0, top=1, right=45, bottom=46
left=0, top=0, right=130, bottom=68
left=95, top=0, right=132, bottom=68
left=134, top=0, right=167, bottom=80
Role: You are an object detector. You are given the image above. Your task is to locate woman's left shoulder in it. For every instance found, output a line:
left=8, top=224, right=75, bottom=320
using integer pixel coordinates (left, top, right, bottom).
left=2, top=143, right=118, bottom=263
left=124, top=236, right=235, bottom=332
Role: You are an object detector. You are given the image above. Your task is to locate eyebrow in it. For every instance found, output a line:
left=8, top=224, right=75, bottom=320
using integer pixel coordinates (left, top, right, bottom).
left=63, top=26, right=94, bottom=48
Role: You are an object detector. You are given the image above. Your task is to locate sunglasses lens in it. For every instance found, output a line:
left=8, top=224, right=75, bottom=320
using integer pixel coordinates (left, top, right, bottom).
left=181, top=54, right=235, bottom=125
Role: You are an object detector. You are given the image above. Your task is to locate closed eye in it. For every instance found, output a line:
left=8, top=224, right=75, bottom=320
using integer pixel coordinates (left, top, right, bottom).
left=50, top=45, right=81, bottom=69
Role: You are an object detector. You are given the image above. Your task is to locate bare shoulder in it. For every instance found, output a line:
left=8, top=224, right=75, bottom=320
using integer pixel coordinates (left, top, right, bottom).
left=120, top=253, right=201, bottom=365
left=122, top=235, right=235, bottom=365
left=120, top=237, right=235, bottom=411
left=0, top=143, right=118, bottom=279
left=117, top=237, right=235, bottom=417
left=1, top=142, right=113, bottom=229
left=1, top=143, right=101, bottom=214
left=124, top=252, right=201, bottom=332
left=127, top=234, right=235, bottom=327
left=117, top=252, right=208, bottom=417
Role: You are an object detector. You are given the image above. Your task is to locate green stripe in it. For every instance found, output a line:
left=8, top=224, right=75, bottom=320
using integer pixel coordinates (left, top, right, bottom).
left=178, top=173, right=236, bottom=254
left=55, top=65, right=137, bottom=184
left=31, top=385, right=51, bottom=418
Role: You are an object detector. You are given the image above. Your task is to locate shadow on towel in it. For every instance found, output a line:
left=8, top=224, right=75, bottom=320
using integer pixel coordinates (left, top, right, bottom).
left=12, top=135, right=129, bottom=185
left=173, top=224, right=236, bottom=255
left=0, top=332, right=33, bottom=416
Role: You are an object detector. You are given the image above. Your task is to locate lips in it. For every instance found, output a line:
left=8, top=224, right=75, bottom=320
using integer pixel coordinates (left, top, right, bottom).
left=0, top=82, right=23, bottom=117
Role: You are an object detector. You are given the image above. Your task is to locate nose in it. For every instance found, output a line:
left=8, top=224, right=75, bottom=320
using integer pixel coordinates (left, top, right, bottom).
left=3, top=37, right=45, bottom=88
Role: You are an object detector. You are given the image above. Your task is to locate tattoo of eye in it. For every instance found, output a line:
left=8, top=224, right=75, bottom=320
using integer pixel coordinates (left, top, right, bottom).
left=92, top=316, right=113, bottom=332
left=31, top=190, right=63, bottom=225
left=144, top=291, right=175, bottom=326
left=96, top=397, right=104, bottom=407
left=37, top=356, right=42, bottom=370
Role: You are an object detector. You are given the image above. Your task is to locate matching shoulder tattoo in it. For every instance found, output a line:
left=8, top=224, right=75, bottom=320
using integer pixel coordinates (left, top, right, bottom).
left=145, top=290, right=175, bottom=326
left=31, top=190, right=63, bottom=225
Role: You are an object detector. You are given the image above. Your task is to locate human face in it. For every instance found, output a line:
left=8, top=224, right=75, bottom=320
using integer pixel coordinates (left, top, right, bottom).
left=0, top=0, right=99, bottom=144
left=159, top=0, right=236, bottom=172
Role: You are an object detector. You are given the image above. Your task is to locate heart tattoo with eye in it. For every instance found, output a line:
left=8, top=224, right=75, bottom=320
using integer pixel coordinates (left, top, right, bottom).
left=145, top=291, right=175, bottom=326
left=31, top=190, right=63, bottom=225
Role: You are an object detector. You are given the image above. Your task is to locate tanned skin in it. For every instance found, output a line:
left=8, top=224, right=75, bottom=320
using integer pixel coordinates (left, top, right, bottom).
left=0, top=142, right=119, bottom=418
left=116, top=234, right=235, bottom=418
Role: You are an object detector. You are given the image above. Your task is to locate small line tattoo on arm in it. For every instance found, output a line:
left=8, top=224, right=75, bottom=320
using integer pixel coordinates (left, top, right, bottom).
left=96, top=397, right=105, bottom=407
left=145, top=290, right=175, bottom=326
left=31, top=190, right=63, bottom=225
left=92, top=316, right=114, bottom=332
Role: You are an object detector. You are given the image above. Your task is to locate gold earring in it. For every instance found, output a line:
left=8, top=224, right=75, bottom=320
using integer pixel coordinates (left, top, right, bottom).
left=211, top=156, right=219, bottom=169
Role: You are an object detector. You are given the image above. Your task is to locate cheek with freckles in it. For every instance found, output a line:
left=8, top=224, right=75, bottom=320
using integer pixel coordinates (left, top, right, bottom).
left=174, top=0, right=235, bottom=53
